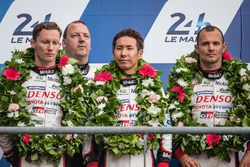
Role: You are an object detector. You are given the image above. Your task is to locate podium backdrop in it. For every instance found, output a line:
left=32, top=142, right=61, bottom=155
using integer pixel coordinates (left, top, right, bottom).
left=0, top=0, right=249, bottom=85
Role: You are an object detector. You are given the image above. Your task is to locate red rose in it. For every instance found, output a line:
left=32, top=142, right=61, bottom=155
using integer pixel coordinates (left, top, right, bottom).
left=3, top=68, right=20, bottom=80
left=138, top=64, right=157, bottom=78
left=94, top=72, right=113, bottom=82
left=222, top=52, right=233, bottom=61
left=170, top=86, right=186, bottom=102
left=206, top=134, right=221, bottom=146
left=59, top=55, right=69, bottom=67
left=22, top=134, right=31, bottom=144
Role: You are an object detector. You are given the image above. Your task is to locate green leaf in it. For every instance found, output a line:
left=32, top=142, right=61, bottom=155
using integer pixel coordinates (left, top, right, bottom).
left=242, top=116, right=250, bottom=126
left=68, top=58, right=79, bottom=64
left=31, top=153, right=39, bottom=161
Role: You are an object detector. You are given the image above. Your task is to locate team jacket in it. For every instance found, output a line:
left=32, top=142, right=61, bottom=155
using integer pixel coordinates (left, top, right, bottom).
left=174, top=74, right=240, bottom=167
left=98, top=76, right=172, bottom=167
left=70, top=64, right=101, bottom=167
left=2, top=66, right=69, bottom=167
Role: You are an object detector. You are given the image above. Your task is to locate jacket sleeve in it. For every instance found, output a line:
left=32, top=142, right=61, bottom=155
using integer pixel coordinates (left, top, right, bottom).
left=82, top=135, right=104, bottom=166
left=173, top=146, right=187, bottom=160
left=157, top=111, right=172, bottom=163
left=247, top=140, right=250, bottom=151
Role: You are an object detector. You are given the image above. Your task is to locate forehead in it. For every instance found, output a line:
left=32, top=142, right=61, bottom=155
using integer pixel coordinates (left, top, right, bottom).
left=198, top=29, right=223, bottom=42
left=67, top=23, right=90, bottom=34
left=115, top=36, right=137, bottom=46
left=37, top=29, right=60, bottom=40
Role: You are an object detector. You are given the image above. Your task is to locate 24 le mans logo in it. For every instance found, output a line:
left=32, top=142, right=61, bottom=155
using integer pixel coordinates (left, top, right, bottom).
left=165, top=13, right=211, bottom=43
left=11, top=13, right=51, bottom=43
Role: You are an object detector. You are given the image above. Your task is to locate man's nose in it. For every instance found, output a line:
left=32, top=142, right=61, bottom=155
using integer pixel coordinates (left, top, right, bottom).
left=208, top=43, right=215, bottom=51
left=121, top=49, right=127, bottom=57
left=79, top=34, right=85, bottom=42
left=48, top=43, right=54, bottom=50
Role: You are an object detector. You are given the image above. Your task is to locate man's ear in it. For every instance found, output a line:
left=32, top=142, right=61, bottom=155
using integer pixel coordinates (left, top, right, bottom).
left=138, top=49, right=143, bottom=58
left=194, top=44, right=199, bottom=54
left=62, top=39, right=66, bottom=49
left=30, top=39, right=35, bottom=49
left=222, top=42, right=228, bottom=52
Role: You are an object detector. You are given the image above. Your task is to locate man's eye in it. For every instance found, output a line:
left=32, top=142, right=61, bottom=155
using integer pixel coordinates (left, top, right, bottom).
left=213, top=42, right=220, bottom=46
left=41, top=41, right=49, bottom=44
left=71, top=34, right=79, bottom=38
left=201, top=42, right=209, bottom=46
left=53, top=41, right=59, bottom=45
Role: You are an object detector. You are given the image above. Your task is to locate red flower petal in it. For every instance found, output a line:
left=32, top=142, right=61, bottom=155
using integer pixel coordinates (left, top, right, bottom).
left=222, top=52, right=233, bottom=61
left=206, top=134, right=221, bottom=146
left=59, top=55, right=69, bottom=67
left=94, top=72, right=113, bottom=82
left=138, top=64, right=157, bottom=78
left=170, top=86, right=186, bottom=102
left=22, top=134, right=31, bottom=144
left=3, top=68, right=20, bottom=80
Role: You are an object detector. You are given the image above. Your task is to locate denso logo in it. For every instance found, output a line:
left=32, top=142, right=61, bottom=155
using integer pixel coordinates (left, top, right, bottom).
left=165, top=13, right=211, bottom=43
left=196, top=95, right=232, bottom=103
left=27, top=90, right=61, bottom=99
left=119, top=104, right=141, bottom=112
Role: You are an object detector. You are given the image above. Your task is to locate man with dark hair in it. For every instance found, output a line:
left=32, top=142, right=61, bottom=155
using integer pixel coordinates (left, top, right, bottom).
left=87, top=28, right=172, bottom=167
left=167, top=25, right=250, bottom=167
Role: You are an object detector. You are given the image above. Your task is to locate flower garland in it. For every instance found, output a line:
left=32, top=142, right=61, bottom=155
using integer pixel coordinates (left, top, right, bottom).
left=88, top=59, right=168, bottom=157
left=166, top=51, right=250, bottom=162
left=0, top=48, right=89, bottom=165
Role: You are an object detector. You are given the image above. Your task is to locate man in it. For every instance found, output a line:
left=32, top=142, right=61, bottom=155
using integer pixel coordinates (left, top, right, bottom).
left=167, top=26, right=250, bottom=167
left=62, top=20, right=103, bottom=167
left=88, top=28, right=172, bottom=167
left=62, top=20, right=98, bottom=80
left=0, top=22, right=84, bottom=167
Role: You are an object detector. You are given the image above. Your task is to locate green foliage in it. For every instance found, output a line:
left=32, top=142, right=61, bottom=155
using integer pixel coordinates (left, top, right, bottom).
left=0, top=48, right=89, bottom=165
left=166, top=51, right=250, bottom=162
left=87, top=59, right=168, bottom=157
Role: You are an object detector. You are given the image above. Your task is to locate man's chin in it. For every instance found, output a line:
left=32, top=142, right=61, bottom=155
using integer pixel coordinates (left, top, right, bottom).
left=76, top=52, right=88, bottom=57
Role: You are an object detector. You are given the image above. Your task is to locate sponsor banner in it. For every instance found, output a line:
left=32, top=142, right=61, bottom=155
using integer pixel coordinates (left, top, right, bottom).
left=143, top=0, right=243, bottom=63
left=0, top=0, right=89, bottom=62
left=0, top=0, right=249, bottom=89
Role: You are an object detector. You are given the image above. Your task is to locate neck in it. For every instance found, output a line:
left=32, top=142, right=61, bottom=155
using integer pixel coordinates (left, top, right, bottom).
left=35, top=62, right=56, bottom=68
left=199, top=63, right=222, bottom=71
left=122, top=69, right=136, bottom=75
left=78, top=59, right=88, bottom=65
left=65, top=51, right=88, bottom=65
